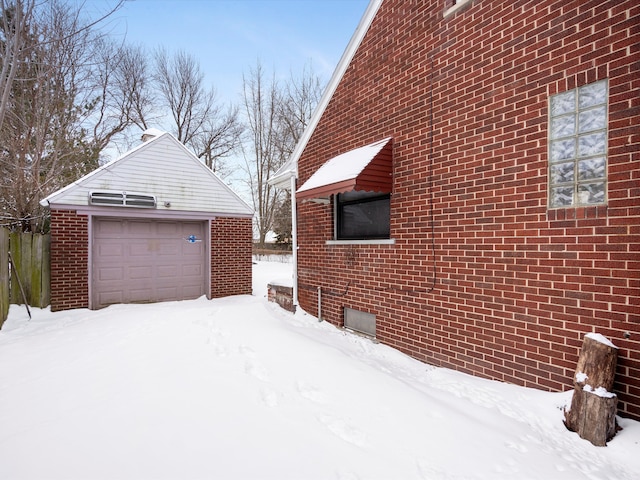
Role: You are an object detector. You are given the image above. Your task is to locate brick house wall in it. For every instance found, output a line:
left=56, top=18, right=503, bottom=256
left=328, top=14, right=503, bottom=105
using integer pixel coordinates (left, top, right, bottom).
left=210, top=216, right=253, bottom=298
left=296, top=0, right=639, bottom=418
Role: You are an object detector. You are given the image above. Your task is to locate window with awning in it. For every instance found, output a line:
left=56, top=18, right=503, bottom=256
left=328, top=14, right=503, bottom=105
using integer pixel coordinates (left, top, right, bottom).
left=296, top=137, right=393, bottom=201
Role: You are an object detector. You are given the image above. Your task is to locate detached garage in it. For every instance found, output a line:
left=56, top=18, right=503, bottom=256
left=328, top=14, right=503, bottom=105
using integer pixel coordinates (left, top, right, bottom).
left=40, top=130, right=254, bottom=311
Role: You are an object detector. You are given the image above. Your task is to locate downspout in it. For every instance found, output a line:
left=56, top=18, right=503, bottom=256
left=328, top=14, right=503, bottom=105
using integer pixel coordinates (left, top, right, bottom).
left=290, top=174, right=298, bottom=306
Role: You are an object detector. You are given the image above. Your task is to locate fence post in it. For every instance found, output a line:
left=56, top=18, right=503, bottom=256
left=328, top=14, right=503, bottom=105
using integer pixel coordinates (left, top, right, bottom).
left=28, top=233, right=50, bottom=308
left=31, top=234, right=44, bottom=307
left=0, top=228, right=8, bottom=328
left=41, top=233, right=51, bottom=307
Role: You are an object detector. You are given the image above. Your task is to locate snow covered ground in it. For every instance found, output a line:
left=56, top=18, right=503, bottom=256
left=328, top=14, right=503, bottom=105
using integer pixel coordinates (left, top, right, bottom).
left=0, top=260, right=638, bottom=480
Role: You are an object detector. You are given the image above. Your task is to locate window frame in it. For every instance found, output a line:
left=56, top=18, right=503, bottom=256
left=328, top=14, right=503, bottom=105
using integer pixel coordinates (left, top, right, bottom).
left=333, top=191, right=391, bottom=241
left=548, top=79, right=609, bottom=209
left=444, top=0, right=473, bottom=18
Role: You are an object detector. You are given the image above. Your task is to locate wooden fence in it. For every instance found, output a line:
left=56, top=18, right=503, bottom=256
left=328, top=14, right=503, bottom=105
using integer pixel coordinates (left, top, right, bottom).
left=0, top=229, right=50, bottom=328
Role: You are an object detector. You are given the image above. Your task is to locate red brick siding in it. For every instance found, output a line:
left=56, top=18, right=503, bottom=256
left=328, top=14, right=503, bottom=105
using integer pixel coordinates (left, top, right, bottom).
left=49, top=209, right=89, bottom=311
left=210, top=217, right=253, bottom=297
left=297, top=0, right=640, bottom=419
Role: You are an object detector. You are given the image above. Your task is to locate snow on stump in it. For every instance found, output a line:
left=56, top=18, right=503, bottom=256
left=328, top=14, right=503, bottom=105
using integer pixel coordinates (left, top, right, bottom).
left=564, top=333, right=619, bottom=446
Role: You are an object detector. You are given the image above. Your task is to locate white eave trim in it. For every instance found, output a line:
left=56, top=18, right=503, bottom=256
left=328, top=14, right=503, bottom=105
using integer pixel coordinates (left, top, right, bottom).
left=269, top=0, right=384, bottom=190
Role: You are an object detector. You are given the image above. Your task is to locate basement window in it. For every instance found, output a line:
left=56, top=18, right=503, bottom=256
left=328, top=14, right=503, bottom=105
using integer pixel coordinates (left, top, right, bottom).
left=89, top=191, right=157, bottom=208
left=344, top=307, right=376, bottom=337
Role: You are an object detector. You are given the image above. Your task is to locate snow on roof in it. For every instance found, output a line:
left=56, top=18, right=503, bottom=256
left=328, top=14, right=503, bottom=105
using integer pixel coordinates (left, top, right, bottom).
left=141, top=128, right=165, bottom=141
left=297, top=137, right=391, bottom=194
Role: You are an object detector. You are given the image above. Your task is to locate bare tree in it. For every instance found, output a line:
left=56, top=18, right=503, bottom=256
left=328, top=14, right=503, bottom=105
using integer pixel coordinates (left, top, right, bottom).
left=88, top=40, right=158, bottom=157
left=0, top=0, right=128, bottom=231
left=118, top=44, right=157, bottom=133
left=241, top=61, right=287, bottom=246
left=242, top=61, right=323, bottom=246
left=0, top=0, right=124, bottom=131
left=152, top=48, right=242, bottom=174
left=276, top=62, right=323, bottom=156
left=190, top=111, right=243, bottom=175
left=0, top=0, right=35, bottom=130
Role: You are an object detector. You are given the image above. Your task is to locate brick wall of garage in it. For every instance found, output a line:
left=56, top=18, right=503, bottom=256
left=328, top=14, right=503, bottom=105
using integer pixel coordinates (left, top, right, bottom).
left=49, top=209, right=253, bottom=311
left=210, top=216, right=253, bottom=298
left=50, top=209, right=90, bottom=312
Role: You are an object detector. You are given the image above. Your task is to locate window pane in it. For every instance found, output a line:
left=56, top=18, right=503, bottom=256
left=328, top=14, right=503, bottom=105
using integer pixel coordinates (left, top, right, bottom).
left=550, top=138, right=575, bottom=162
left=579, top=81, right=607, bottom=109
left=578, top=132, right=606, bottom=157
left=578, top=182, right=606, bottom=204
left=578, top=157, right=606, bottom=181
left=551, top=90, right=575, bottom=116
left=550, top=114, right=575, bottom=139
left=338, top=196, right=390, bottom=239
left=579, top=106, right=606, bottom=133
left=548, top=80, right=608, bottom=209
left=550, top=186, right=574, bottom=207
left=550, top=162, right=575, bottom=183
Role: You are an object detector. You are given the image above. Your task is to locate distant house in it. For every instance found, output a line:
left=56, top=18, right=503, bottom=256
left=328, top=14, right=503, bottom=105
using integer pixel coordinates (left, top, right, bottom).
left=271, top=0, right=640, bottom=419
left=41, top=130, right=253, bottom=311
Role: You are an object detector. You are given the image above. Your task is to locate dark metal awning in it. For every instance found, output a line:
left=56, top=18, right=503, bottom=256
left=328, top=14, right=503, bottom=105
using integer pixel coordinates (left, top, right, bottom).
left=296, top=137, right=392, bottom=201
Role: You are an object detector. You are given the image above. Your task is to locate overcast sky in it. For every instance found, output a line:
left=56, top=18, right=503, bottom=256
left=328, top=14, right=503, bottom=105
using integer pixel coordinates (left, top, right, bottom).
left=88, top=0, right=370, bottom=104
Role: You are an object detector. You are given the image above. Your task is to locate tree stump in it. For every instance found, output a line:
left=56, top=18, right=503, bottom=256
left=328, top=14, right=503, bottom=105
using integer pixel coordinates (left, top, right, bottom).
left=564, top=333, right=619, bottom=446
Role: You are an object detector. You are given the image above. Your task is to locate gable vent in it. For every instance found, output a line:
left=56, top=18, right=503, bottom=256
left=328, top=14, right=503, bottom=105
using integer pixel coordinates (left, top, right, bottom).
left=89, top=191, right=156, bottom=208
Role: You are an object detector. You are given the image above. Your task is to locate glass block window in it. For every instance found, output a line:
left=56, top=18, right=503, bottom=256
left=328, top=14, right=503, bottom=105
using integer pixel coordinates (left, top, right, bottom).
left=548, top=80, right=608, bottom=208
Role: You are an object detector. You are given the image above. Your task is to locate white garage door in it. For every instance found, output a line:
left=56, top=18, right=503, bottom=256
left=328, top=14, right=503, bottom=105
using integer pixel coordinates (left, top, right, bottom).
left=92, top=218, right=206, bottom=309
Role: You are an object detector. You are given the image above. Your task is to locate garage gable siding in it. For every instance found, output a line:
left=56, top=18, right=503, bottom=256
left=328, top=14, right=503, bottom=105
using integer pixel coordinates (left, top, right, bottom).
left=42, top=134, right=253, bottom=217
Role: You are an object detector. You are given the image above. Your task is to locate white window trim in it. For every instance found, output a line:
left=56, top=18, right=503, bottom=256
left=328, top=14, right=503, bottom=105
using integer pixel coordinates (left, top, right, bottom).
left=444, top=0, right=473, bottom=18
left=326, top=239, right=396, bottom=246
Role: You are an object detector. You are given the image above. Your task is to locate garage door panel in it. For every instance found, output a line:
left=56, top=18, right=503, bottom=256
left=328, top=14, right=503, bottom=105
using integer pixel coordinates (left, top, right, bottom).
left=128, top=221, right=153, bottom=235
left=97, top=243, right=123, bottom=257
left=182, top=244, right=203, bottom=255
left=156, top=287, right=179, bottom=299
left=95, top=218, right=125, bottom=236
left=129, top=242, right=155, bottom=256
left=129, top=288, right=155, bottom=302
left=129, top=265, right=154, bottom=279
left=157, top=222, right=181, bottom=235
left=93, top=218, right=206, bottom=309
left=97, top=267, right=124, bottom=281
left=181, top=264, right=202, bottom=275
left=97, top=291, right=124, bottom=305
left=158, top=245, right=179, bottom=255
left=156, top=265, right=178, bottom=278
left=182, top=285, right=204, bottom=297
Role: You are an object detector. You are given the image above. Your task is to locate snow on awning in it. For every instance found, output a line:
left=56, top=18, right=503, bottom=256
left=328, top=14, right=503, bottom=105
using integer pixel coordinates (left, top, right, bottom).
left=296, top=138, right=392, bottom=201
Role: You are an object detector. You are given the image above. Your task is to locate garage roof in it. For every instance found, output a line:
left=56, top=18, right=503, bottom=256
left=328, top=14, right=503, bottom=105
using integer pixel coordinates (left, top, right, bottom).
left=40, top=132, right=253, bottom=217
